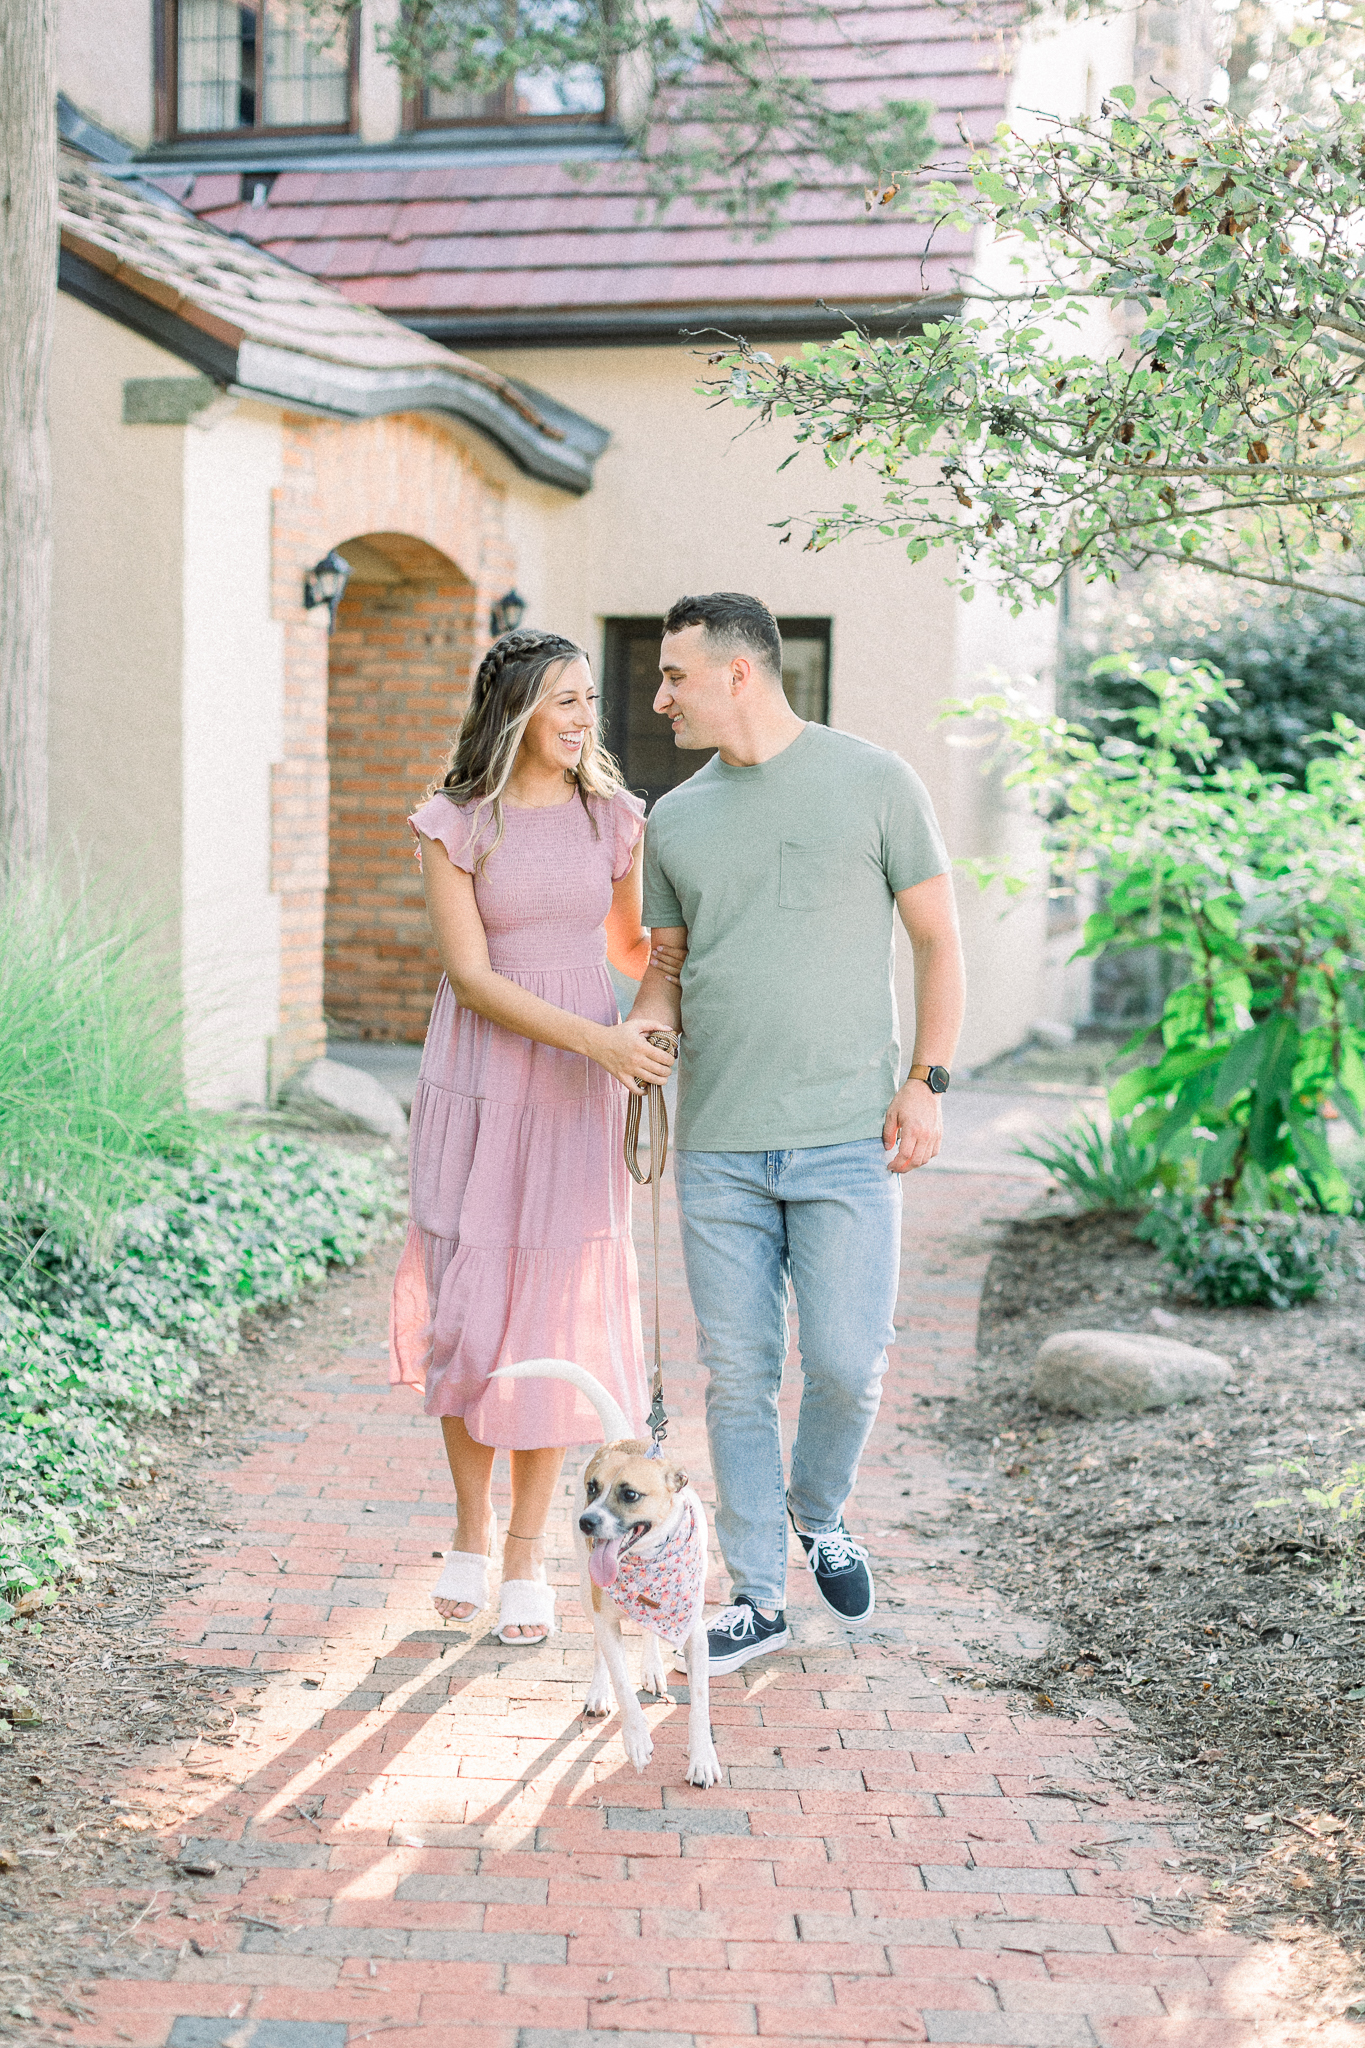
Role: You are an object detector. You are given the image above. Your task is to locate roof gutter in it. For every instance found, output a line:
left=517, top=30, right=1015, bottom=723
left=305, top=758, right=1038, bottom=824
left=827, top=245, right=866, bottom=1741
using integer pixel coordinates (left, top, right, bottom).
left=406, top=297, right=963, bottom=350
left=234, top=341, right=602, bottom=491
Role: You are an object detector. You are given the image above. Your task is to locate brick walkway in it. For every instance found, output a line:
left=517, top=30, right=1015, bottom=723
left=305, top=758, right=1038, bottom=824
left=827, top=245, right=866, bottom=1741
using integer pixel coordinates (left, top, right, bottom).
left=59, top=1171, right=1350, bottom=2048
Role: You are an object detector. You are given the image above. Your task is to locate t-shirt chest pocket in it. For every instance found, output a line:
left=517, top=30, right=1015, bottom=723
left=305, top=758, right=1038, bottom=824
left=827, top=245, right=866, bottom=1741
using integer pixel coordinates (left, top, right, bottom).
left=779, top=841, right=862, bottom=912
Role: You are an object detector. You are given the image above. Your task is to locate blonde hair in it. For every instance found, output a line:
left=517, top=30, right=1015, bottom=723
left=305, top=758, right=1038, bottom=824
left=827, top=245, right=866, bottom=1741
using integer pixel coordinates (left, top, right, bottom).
left=439, top=631, right=623, bottom=872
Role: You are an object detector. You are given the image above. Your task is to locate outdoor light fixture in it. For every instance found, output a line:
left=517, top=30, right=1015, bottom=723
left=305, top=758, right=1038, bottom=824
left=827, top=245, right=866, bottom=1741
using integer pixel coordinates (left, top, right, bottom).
left=303, top=549, right=351, bottom=632
left=489, top=587, right=527, bottom=637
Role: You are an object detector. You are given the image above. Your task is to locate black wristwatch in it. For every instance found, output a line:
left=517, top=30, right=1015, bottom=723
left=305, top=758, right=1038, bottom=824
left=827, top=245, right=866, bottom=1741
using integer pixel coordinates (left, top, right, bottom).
left=907, top=1063, right=951, bottom=1095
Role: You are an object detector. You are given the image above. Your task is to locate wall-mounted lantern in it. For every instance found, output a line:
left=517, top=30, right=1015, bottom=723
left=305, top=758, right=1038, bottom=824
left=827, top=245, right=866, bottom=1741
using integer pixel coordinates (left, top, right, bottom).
left=303, top=549, right=351, bottom=633
left=489, top=588, right=527, bottom=637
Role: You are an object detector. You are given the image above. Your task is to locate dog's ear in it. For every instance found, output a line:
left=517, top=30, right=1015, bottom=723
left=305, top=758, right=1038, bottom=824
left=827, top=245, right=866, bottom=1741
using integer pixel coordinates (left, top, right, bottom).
left=666, top=1465, right=689, bottom=1494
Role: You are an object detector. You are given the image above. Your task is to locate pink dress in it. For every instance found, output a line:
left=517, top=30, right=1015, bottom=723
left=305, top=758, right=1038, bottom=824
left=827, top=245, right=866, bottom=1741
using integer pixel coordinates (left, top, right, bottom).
left=389, top=786, right=649, bottom=1449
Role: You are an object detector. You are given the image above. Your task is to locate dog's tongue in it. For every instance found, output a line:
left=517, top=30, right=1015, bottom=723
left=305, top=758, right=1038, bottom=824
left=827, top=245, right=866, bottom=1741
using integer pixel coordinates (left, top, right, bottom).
left=588, top=1536, right=624, bottom=1588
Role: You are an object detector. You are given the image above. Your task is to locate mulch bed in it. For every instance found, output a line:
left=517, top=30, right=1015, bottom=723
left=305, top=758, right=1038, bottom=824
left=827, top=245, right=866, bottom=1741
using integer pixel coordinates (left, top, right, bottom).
left=942, top=1201, right=1365, bottom=1989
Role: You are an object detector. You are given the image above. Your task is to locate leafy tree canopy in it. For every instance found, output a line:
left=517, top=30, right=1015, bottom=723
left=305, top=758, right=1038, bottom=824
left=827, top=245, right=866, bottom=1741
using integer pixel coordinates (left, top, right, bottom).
left=711, top=88, right=1365, bottom=605
left=305, top=0, right=935, bottom=227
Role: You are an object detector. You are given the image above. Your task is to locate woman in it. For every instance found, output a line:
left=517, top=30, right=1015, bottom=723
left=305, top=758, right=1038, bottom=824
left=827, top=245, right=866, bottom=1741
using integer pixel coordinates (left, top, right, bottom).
left=390, top=629, right=679, bottom=1644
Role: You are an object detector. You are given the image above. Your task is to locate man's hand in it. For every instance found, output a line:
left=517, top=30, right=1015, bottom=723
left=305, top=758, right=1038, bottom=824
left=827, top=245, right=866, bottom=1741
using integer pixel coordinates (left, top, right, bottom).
left=882, top=1077, right=943, bottom=1174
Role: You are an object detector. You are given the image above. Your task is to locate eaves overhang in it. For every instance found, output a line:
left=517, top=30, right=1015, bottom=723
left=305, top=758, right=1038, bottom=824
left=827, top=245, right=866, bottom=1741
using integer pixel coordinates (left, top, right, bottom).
left=57, top=231, right=605, bottom=493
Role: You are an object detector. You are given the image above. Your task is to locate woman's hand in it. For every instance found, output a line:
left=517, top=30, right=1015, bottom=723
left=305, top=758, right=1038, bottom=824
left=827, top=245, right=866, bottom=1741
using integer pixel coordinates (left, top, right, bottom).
left=650, top=940, right=687, bottom=985
left=591, top=1017, right=678, bottom=1093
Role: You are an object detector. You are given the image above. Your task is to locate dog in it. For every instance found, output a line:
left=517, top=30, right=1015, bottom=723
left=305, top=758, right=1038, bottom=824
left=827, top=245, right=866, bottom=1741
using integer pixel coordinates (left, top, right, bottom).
left=491, top=1358, right=720, bottom=1789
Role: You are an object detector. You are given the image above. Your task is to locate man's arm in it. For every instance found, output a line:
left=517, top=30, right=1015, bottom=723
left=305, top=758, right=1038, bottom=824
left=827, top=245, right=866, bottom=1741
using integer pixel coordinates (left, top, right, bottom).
left=628, top=925, right=686, bottom=1037
left=882, top=871, right=966, bottom=1174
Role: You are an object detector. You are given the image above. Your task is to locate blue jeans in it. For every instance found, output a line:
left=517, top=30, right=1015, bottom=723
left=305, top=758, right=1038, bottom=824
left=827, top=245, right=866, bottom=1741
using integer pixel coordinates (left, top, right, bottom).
left=673, top=1139, right=902, bottom=1611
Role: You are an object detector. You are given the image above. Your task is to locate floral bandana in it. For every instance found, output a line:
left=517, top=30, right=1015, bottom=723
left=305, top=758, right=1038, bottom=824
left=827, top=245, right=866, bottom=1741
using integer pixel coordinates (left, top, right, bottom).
left=608, top=1498, right=704, bottom=1645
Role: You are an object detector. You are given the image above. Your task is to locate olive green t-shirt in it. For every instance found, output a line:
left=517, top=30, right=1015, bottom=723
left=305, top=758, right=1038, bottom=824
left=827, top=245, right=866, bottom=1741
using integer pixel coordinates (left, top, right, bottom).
left=642, top=722, right=950, bottom=1151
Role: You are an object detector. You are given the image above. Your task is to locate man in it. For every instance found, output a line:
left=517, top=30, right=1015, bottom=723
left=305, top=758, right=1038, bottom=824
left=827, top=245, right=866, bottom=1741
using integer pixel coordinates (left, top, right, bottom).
left=628, top=592, right=965, bottom=1675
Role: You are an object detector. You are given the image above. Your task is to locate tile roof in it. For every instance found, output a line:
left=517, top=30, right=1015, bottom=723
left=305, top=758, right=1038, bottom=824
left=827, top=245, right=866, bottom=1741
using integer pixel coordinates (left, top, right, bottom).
left=57, top=148, right=606, bottom=488
left=154, top=0, right=1014, bottom=344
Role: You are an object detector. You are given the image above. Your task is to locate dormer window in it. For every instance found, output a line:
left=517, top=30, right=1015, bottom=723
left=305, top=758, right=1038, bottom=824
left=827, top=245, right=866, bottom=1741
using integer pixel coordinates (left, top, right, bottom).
left=168, top=2, right=355, bottom=137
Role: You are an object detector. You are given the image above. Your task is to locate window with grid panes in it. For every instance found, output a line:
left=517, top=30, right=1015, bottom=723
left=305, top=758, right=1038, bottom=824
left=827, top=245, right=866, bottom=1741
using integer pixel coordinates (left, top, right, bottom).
left=171, top=1, right=353, bottom=136
left=601, top=619, right=831, bottom=813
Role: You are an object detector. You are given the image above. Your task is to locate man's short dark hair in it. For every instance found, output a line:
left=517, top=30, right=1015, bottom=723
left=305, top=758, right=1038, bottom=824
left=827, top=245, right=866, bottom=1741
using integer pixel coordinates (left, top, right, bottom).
left=662, top=592, right=782, bottom=680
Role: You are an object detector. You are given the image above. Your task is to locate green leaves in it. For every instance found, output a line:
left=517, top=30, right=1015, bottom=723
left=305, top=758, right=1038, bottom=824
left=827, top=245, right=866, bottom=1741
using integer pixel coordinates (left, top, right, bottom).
left=1, top=1135, right=401, bottom=1600
left=1138, top=1201, right=1342, bottom=1307
left=710, top=93, right=1365, bottom=601
left=952, top=662, right=1365, bottom=1220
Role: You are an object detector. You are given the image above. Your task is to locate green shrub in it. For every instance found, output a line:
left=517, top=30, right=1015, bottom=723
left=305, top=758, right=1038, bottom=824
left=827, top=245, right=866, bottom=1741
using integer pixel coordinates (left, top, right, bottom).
left=0, top=1134, right=401, bottom=1606
left=951, top=663, right=1365, bottom=1217
left=1015, top=1112, right=1163, bottom=1211
left=1065, top=591, right=1365, bottom=788
left=1138, top=1199, right=1342, bottom=1309
left=0, top=875, right=198, bottom=1241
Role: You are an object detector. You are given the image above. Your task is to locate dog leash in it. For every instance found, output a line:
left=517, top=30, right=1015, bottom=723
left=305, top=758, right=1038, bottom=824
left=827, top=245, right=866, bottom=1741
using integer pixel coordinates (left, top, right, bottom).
left=624, top=1032, right=677, bottom=1446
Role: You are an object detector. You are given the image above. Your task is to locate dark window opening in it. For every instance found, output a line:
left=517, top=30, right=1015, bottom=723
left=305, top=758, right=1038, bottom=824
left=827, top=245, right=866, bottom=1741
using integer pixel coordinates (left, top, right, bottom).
left=601, top=616, right=831, bottom=813
left=167, top=1, right=355, bottom=139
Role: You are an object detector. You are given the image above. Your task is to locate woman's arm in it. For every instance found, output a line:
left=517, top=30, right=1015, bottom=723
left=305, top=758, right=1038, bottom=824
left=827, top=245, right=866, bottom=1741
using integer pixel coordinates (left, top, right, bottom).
left=421, top=833, right=674, bottom=1092
left=605, top=842, right=686, bottom=986
left=604, top=841, right=652, bottom=981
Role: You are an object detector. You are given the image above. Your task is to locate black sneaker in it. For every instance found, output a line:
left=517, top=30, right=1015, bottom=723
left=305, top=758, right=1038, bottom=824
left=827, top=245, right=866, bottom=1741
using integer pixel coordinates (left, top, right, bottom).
left=789, top=1509, right=875, bottom=1624
left=676, top=1596, right=791, bottom=1675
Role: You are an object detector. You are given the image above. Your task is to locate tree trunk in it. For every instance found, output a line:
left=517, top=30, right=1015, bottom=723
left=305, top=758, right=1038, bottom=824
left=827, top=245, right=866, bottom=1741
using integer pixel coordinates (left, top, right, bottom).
left=0, top=0, right=57, bottom=877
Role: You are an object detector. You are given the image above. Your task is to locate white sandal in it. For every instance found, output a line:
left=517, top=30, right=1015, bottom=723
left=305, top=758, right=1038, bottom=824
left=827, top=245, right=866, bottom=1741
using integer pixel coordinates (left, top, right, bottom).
left=433, top=1511, right=496, bottom=1620
left=496, top=1576, right=557, bottom=1644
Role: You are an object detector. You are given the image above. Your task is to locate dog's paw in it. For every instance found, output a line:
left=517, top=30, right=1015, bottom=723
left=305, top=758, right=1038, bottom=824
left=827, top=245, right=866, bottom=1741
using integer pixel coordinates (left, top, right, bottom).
left=640, top=1641, right=669, bottom=1697
left=622, top=1716, right=654, bottom=1773
left=685, top=1743, right=722, bottom=1789
left=583, top=1681, right=613, bottom=1719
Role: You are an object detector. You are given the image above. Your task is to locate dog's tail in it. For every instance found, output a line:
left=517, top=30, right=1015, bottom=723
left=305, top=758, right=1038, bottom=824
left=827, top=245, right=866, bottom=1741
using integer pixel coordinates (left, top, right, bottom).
left=491, top=1358, right=634, bottom=1445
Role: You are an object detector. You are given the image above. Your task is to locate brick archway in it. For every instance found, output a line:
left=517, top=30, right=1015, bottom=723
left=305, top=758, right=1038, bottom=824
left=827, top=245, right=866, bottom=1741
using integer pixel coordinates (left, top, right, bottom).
left=270, top=411, right=514, bottom=1089
left=324, top=533, right=475, bottom=1044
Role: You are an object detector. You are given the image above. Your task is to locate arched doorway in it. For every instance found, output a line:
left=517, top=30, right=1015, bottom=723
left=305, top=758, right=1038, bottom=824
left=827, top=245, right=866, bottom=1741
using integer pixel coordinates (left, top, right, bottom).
left=323, top=532, right=475, bottom=1043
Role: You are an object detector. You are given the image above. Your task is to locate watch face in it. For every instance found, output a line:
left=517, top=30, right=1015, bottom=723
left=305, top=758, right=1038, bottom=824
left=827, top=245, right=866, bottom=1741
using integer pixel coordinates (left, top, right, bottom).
left=928, top=1065, right=951, bottom=1094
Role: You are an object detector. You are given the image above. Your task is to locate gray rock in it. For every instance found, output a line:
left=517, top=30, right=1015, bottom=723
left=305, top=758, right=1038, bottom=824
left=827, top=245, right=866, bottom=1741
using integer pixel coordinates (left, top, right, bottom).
left=1032, top=1328, right=1231, bottom=1418
left=282, top=1057, right=407, bottom=1143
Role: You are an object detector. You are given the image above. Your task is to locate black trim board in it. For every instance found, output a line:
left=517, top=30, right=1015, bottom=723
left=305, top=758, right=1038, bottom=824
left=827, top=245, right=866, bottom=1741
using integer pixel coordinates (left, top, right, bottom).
left=408, top=298, right=961, bottom=350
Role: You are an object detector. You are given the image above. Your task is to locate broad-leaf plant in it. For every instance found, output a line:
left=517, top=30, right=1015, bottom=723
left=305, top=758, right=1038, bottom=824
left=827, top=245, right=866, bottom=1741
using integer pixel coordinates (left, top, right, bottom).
left=952, top=661, right=1365, bottom=1215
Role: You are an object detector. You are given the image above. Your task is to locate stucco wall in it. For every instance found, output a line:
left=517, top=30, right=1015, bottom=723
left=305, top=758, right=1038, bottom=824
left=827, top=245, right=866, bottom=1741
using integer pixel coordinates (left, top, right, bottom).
left=474, top=342, right=1054, bottom=1069
left=50, top=298, right=288, bottom=1109
left=49, top=294, right=185, bottom=944
left=59, top=0, right=155, bottom=147
left=181, top=400, right=286, bottom=1108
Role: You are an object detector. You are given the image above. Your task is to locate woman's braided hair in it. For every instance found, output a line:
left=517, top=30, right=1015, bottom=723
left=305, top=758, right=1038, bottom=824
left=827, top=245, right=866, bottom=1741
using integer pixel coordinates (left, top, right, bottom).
left=437, top=629, right=623, bottom=872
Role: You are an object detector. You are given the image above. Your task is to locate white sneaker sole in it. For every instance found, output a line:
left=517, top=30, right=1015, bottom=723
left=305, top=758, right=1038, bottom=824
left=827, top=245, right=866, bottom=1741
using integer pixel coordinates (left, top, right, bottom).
left=673, top=1625, right=791, bottom=1676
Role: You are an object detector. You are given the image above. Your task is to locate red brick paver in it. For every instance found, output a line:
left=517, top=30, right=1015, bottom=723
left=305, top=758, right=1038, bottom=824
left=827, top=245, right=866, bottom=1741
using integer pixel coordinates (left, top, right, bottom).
left=55, top=1171, right=1354, bottom=2047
